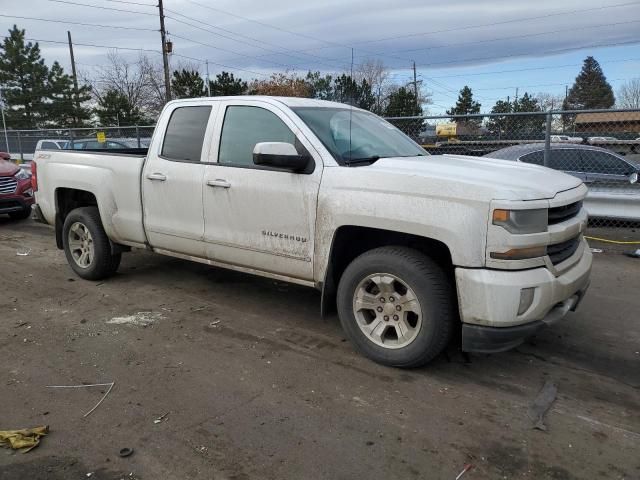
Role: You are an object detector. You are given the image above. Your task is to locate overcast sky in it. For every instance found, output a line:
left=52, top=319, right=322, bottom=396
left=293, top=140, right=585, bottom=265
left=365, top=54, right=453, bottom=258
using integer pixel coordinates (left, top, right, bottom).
left=1, top=0, right=639, bottom=113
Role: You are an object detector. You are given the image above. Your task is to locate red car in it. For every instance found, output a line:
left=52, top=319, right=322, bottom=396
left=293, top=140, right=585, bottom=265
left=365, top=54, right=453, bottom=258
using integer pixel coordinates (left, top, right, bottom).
left=0, top=154, right=34, bottom=220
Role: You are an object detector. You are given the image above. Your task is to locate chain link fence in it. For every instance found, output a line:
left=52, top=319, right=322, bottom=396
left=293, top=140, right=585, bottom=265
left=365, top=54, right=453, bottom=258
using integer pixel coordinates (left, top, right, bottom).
left=1, top=110, right=639, bottom=251
left=0, top=125, right=155, bottom=161
left=385, top=108, right=640, bottom=251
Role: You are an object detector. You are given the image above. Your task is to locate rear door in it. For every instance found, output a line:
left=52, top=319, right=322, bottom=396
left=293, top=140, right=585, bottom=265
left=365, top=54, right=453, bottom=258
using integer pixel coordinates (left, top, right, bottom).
left=142, top=102, right=219, bottom=257
left=201, top=100, right=322, bottom=282
left=580, top=150, right=635, bottom=187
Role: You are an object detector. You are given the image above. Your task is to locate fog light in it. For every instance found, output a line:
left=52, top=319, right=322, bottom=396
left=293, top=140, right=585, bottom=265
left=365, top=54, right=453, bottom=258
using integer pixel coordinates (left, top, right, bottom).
left=24, top=188, right=33, bottom=197
left=518, top=287, right=536, bottom=316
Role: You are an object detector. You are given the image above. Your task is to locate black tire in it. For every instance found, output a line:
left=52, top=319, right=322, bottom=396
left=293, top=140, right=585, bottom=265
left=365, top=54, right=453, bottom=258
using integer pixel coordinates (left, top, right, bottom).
left=9, top=207, right=32, bottom=220
left=337, top=246, right=456, bottom=368
left=62, top=206, right=121, bottom=280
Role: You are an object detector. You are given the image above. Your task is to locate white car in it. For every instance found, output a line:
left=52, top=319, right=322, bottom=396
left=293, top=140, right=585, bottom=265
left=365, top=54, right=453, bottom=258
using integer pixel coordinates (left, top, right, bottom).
left=35, top=139, right=68, bottom=151
left=587, top=136, right=618, bottom=144
left=31, top=96, right=592, bottom=367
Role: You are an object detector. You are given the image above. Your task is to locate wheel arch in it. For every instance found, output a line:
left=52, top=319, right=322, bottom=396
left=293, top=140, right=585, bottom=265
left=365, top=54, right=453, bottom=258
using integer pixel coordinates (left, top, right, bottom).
left=320, top=225, right=454, bottom=317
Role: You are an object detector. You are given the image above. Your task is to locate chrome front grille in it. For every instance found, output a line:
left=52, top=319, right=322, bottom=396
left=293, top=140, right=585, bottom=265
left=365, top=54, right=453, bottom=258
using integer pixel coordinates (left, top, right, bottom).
left=0, top=176, right=18, bottom=194
left=548, top=201, right=582, bottom=225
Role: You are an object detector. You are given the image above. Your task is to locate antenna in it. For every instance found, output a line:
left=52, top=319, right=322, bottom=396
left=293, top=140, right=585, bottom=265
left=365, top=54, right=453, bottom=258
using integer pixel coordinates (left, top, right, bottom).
left=349, top=47, right=354, bottom=163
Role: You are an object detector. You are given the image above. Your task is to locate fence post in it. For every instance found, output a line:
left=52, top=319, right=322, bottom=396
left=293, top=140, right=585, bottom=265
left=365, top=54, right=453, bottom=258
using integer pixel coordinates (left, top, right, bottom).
left=16, top=131, right=23, bottom=162
left=69, top=128, right=75, bottom=149
left=136, top=125, right=141, bottom=148
left=543, top=111, right=552, bottom=167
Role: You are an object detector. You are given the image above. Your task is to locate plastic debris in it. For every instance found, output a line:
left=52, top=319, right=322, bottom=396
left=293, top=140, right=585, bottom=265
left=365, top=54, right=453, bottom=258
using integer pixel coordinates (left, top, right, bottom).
left=0, top=425, right=49, bottom=453
left=455, top=464, right=473, bottom=480
left=624, top=248, right=640, bottom=258
left=119, top=447, right=134, bottom=458
left=46, top=382, right=115, bottom=417
left=589, top=248, right=603, bottom=253
left=16, top=249, right=31, bottom=256
left=153, top=412, right=170, bottom=424
left=528, top=380, right=558, bottom=431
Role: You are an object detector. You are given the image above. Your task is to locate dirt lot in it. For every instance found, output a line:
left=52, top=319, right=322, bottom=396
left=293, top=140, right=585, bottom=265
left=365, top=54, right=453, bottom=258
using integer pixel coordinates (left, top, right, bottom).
left=1, top=218, right=639, bottom=480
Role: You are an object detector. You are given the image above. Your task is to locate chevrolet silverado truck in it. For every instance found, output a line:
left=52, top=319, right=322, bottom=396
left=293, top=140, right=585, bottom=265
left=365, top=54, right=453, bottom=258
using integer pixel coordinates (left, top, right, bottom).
left=31, top=96, right=592, bottom=367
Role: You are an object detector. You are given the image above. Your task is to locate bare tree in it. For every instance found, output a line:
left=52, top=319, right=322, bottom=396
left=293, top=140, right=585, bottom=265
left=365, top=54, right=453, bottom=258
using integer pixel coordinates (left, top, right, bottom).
left=354, top=58, right=391, bottom=113
left=88, top=51, right=168, bottom=120
left=616, top=78, right=640, bottom=109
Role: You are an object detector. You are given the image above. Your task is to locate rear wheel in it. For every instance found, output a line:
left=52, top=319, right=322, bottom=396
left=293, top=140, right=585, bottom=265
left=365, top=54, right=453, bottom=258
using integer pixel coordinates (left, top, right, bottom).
left=337, top=246, right=455, bottom=368
left=9, top=207, right=31, bottom=220
left=62, top=206, right=121, bottom=280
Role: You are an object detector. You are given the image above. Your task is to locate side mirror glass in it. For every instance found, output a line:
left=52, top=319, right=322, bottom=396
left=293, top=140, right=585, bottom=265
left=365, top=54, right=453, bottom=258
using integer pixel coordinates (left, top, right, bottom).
left=253, top=142, right=311, bottom=172
left=629, top=172, right=638, bottom=184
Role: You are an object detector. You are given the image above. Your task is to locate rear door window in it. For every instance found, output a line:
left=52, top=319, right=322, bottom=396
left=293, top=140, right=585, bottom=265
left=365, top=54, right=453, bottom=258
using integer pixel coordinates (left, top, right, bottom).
left=162, top=106, right=212, bottom=162
left=520, top=151, right=543, bottom=165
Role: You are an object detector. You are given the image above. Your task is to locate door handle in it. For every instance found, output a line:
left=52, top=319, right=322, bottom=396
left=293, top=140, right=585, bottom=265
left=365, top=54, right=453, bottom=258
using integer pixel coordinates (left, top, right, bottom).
left=206, top=179, right=231, bottom=188
left=147, top=173, right=167, bottom=181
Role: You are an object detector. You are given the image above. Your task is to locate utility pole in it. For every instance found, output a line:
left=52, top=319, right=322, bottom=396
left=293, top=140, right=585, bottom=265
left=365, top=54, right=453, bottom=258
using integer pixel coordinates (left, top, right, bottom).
left=205, top=60, right=211, bottom=97
left=67, top=31, right=80, bottom=125
left=514, top=87, right=519, bottom=104
left=412, top=61, right=419, bottom=109
left=158, top=0, right=171, bottom=102
left=0, top=86, right=10, bottom=155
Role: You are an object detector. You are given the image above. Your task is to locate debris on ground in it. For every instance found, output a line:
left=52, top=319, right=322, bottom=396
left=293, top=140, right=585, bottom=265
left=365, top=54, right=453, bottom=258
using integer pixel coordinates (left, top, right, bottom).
left=624, top=248, right=640, bottom=258
left=16, top=248, right=31, bottom=256
left=153, top=412, right=170, bottom=424
left=45, top=382, right=115, bottom=417
left=119, top=447, right=134, bottom=457
left=0, top=425, right=49, bottom=452
left=528, top=380, right=558, bottom=431
left=590, top=248, right=603, bottom=253
left=209, top=320, right=221, bottom=327
left=107, top=312, right=164, bottom=327
left=455, top=464, right=473, bottom=479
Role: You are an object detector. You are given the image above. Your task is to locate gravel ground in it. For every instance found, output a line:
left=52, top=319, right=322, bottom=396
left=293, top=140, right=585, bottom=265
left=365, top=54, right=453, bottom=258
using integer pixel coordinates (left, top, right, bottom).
left=1, top=217, right=639, bottom=480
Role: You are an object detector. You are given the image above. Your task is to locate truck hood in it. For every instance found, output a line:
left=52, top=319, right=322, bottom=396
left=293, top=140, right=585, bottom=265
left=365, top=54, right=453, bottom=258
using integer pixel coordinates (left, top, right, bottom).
left=0, top=159, right=19, bottom=177
left=367, top=154, right=583, bottom=201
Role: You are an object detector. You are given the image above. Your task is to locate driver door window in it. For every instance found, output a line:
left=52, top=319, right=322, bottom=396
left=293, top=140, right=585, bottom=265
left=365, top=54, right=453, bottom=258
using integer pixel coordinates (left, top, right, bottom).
left=218, top=106, right=298, bottom=167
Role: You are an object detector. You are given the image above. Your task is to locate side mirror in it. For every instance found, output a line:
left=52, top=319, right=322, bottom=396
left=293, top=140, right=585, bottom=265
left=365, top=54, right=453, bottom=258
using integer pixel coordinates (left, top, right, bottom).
left=253, top=142, right=310, bottom=172
left=629, top=172, right=638, bottom=184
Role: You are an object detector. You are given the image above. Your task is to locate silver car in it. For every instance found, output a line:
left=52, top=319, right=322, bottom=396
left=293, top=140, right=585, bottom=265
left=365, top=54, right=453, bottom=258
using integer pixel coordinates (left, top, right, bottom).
left=485, top=143, right=640, bottom=221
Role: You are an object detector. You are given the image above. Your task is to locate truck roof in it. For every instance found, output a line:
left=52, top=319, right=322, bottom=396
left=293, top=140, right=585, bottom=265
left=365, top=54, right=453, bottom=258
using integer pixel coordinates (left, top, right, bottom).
left=168, top=96, right=360, bottom=110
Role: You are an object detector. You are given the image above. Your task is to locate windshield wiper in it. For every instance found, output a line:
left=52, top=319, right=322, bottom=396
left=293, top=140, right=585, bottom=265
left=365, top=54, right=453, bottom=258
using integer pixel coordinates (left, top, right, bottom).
left=343, top=155, right=381, bottom=166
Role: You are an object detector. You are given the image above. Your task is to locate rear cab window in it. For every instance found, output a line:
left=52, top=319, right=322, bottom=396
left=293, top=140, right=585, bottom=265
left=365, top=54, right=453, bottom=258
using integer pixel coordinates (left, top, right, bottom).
left=162, top=106, right=212, bottom=162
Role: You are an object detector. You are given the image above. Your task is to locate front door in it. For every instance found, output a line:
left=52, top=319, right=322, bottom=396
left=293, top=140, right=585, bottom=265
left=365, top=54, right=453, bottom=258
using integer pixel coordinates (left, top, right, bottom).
left=142, top=103, right=218, bottom=257
left=202, top=101, right=322, bottom=282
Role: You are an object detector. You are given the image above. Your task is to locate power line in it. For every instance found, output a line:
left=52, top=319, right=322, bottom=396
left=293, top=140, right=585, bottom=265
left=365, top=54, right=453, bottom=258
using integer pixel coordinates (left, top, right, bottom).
left=381, top=19, right=640, bottom=56
left=104, top=0, right=156, bottom=6
left=16, top=37, right=270, bottom=77
left=413, top=39, right=640, bottom=69
left=45, top=0, right=157, bottom=16
left=0, top=13, right=157, bottom=31
left=348, top=1, right=640, bottom=46
left=426, top=57, right=640, bottom=79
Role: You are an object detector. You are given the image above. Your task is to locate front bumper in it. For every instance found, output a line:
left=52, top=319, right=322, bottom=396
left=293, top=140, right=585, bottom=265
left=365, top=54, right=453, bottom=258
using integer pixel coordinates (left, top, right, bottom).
left=0, top=195, right=34, bottom=214
left=456, top=241, right=592, bottom=353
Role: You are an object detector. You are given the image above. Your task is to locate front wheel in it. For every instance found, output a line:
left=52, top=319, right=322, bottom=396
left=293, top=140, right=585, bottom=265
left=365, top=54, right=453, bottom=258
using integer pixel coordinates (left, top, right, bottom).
left=337, top=246, right=456, bottom=368
left=62, top=206, right=121, bottom=280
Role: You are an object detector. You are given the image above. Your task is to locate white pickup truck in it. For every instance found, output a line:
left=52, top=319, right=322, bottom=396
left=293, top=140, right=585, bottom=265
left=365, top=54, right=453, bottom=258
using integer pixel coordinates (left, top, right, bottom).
left=32, top=96, right=592, bottom=367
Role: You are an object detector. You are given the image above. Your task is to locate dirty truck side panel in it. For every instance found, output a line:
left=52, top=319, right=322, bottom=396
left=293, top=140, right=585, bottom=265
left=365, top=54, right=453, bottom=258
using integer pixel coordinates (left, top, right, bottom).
left=35, top=151, right=147, bottom=246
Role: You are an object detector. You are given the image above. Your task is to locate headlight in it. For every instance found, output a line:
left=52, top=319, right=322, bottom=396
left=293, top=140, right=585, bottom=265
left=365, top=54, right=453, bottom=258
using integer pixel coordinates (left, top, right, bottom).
left=492, top=208, right=548, bottom=234
left=14, top=169, right=30, bottom=180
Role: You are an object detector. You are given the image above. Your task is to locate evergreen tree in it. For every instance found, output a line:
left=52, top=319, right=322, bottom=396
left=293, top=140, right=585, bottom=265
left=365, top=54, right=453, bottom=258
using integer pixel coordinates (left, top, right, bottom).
left=384, top=87, right=422, bottom=136
left=95, top=89, right=148, bottom=126
left=486, top=99, right=512, bottom=136
left=512, top=92, right=544, bottom=136
left=305, top=71, right=333, bottom=100
left=446, top=86, right=481, bottom=130
left=46, top=61, right=92, bottom=127
left=0, top=25, right=49, bottom=128
left=563, top=56, right=615, bottom=110
left=332, top=75, right=375, bottom=110
left=171, top=69, right=205, bottom=99
left=209, top=71, right=247, bottom=96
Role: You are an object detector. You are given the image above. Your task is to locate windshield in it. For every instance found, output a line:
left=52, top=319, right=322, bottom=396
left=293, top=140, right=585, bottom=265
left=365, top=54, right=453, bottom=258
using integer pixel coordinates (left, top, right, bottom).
left=292, top=107, right=427, bottom=165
